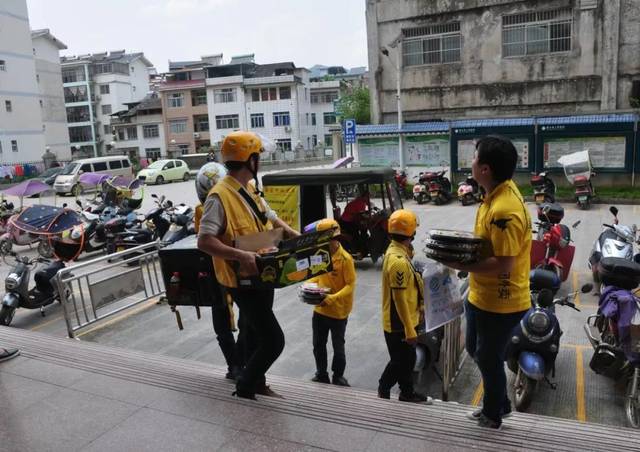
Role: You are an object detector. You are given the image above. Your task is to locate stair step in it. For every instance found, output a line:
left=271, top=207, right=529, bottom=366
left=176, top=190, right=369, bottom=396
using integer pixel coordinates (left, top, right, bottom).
left=0, top=327, right=637, bottom=452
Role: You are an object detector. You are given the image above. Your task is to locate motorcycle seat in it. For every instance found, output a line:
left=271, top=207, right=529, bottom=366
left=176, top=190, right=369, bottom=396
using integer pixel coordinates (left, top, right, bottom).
left=529, top=268, right=560, bottom=292
left=599, top=257, right=640, bottom=290
left=34, top=260, right=65, bottom=293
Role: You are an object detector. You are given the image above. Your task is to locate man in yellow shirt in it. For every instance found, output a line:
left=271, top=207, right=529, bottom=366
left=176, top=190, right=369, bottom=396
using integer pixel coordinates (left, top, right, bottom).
left=305, top=219, right=356, bottom=387
left=443, top=136, right=531, bottom=429
left=378, top=209, right=432, bottom=404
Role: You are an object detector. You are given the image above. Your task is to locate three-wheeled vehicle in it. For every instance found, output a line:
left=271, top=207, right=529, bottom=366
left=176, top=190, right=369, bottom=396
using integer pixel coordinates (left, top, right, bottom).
left=262, top=167, right=403, bottom=264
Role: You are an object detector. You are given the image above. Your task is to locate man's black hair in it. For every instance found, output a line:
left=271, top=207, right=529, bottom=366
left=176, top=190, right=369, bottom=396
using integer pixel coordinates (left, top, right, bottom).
left=390, top=233, right=412, bottom=242
left=224, top=161, right=244, bottom=171
left=475, top=135, right=518, bottom=183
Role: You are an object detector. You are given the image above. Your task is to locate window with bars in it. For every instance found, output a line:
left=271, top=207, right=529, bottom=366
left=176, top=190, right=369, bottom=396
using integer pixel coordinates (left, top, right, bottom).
left=168, top=93, right=184, bottom=108
left=214, top=88, right=236, bottom=103
left=276, top=139, right=292, bottom=152
left=323, top=112, right=337, bottom=125
left=169, top=119, right=187, bottom=134
left=250, top=113, right=264, bottom=128
left=273, top=112, right=290, bottom=127
left=311, top=91, right=339, bottom=104
left=502, top=8, right=572, bottom=57
left=143, top=124, right=159, bottom=138
left=215, top=114, right=239, bottom=129
left=402, top=22, right=461, bottom=66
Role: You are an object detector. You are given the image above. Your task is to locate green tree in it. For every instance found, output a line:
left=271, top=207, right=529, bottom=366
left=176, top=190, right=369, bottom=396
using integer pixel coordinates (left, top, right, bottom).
left=336, top=86, right=371, bottom=124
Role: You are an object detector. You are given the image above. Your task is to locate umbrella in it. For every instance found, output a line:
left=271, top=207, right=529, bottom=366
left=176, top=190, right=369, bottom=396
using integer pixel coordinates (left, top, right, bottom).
left=332, top=156, right=354, bottom=169
left=79, top=172, right=110, bottom=186
left=2, top=179, right=53, bottom=208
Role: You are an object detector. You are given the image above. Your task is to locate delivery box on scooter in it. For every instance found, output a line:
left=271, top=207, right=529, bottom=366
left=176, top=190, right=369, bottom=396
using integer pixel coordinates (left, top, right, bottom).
left=598, top=257, right=640, bottom=290
left=234, top=228, right=334, bottom=289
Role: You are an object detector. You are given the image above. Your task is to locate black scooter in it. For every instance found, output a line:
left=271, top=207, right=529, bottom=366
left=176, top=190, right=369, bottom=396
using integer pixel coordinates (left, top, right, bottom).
left=0, top=252, right=65, bottom=326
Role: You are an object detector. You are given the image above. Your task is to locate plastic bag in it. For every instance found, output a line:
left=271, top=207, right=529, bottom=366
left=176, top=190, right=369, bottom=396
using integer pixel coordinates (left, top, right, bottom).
left=422, top=260, right=463, bottom=332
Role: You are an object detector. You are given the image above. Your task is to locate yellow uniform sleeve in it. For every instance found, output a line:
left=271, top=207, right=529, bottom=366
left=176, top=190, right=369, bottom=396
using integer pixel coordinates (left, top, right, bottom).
left=488, top=206, right=526, bottom=257
left=323, top=254, right=356, bottom=307
left=194, top=204, right=203, bottom=234
left=388, top=258, right=418, bottom=339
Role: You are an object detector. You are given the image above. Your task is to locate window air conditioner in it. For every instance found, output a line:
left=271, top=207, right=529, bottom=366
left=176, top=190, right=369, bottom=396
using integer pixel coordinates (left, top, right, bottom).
left=284, top=126, right=292, bottom=133
left=193, top=132, right=200, bottom=138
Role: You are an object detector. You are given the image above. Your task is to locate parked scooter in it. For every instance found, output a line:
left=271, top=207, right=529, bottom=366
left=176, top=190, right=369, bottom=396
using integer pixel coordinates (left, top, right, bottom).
left=558, top=150, right=595, bottom=210
left=588, top=206, right=638, bottom=284
left=0, top=252, right=66, bottom=326
left=530, top=172, right=556, bottom=205
left=426, top=171, right=453, bottom=205
left=0, top=213, right=52, bottom=257
left=506, top=275, right=591, bottom=412
left=457, top=174, right=480, bottom=206
left=0, top=198, right=15, bottom=235
left=531, top=204, right=579, bottom=287
left=584, top=257, right=640, bottom=428
left=395, top=170, right=410, bottom=200
left=412, top=175, right=430, bottom=205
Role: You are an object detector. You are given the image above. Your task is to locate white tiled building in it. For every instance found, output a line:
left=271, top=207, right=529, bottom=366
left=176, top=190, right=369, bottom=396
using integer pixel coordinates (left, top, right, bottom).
left=61, top=51, right=155, bottom=158
left=31, top=29, right=70, bottom=160
left=0, top=0, right=49, bottom=163
left=110, top=92, right=166, bottom=161
left=205, top=57, right=313, bottom=156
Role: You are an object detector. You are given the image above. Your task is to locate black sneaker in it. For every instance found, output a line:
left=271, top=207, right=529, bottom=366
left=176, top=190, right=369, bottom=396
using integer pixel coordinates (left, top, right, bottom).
left=476, top=413, right=502, bottom=430
left=332, top=375, right=350, bottom=387
left=256, top=385, right=284, bottom=398
left=399, top=392, right=433, bottom=404
left=225, top=366, right=240, bottom=381
left=0, top=348, right=19, bottom=363
left=377, top=387, right=390, bottom=399
left=311, top=373, right=331, bottom=384
left=231, top=389, right=256, bottom=400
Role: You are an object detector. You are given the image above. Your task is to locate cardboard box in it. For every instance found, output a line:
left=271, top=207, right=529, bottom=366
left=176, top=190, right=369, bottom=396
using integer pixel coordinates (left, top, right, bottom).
left=236, top=229, right=334, bottom=289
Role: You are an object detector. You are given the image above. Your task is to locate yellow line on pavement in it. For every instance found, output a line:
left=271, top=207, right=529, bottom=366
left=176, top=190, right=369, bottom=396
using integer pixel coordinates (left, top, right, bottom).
left=75, top=299, right=157, bottom=338
left=576, top=348, right=587, bottom=423
left=471, top=381, right=483, bottom=406
left=562, top=343, right=590, bottom=350
left=572, top=271, right=581, bottom=307
left=30, top=314, right=64, bottom=332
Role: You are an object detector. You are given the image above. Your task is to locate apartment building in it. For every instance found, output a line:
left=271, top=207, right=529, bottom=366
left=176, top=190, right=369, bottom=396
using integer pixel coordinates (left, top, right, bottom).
left=366, top=0, right=640, bottom=122
left=61, top=50, right=154, bottom=157
left=110, top=93, right=165, bottom=161
left=205, top=56, right=313, bottom=155
left=31, top=29, right=70, bottom=160
left=158, top=55, right=221, bottom=156
left=0, top=0, right=47, bottom=163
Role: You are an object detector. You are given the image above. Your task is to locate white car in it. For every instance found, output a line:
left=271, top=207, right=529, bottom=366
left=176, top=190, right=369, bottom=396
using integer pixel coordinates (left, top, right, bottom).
left=137, top=159, right=190, bottom=185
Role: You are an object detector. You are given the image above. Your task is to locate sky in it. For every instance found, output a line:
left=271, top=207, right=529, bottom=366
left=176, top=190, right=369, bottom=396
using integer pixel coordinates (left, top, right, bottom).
left=26, top=0, right=369, bottom=73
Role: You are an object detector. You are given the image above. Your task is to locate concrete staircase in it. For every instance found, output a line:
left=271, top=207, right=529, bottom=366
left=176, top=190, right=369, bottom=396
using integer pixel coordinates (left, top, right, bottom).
left=0, top=327, right=637, bottom=452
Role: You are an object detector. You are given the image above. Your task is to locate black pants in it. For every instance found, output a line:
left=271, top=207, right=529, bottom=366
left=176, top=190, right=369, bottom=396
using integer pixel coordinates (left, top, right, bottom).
left=379, top=331, right=416, bottom=395
left=210, top=288, right=236, bottom=372
left=312, top=312, right=348, bottom=377
left=228, top=287, right=285, bottom=395
left=465, top=299, right=528, bottom=423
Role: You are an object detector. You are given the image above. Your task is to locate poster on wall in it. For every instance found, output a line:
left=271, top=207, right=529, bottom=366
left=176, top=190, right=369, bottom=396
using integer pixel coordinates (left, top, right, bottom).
left=358, top=138, right=400, bottom=167
left=405, top=135, right=450, bottom=166
left=457, top=138, right=529, bottom=169
left=544, top=136, right=626, bottom=168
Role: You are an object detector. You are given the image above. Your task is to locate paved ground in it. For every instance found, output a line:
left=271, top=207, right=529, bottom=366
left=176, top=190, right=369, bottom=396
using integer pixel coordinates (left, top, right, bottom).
left=2, top=175, right=640, bottom=429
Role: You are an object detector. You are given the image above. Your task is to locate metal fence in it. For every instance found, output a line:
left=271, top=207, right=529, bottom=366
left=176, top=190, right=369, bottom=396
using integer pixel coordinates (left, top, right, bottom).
left=441, top=316, right=466, bottom=401
left=56, top=241, right=165, bottom=338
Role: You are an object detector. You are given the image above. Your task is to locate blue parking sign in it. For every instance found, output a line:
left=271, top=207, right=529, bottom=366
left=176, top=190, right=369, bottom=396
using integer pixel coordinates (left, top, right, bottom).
left=343, top=119, right=356, bottom=144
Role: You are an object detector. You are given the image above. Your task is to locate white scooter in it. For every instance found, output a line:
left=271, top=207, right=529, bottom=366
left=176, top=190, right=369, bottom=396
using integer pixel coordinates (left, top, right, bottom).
left=588, top=206, right=639, bottom=283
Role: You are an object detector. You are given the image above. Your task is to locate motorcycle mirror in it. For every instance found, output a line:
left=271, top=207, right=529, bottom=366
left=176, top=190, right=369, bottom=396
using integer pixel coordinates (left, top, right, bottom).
left=572, top=220, right=581, bottom=228
left=580, top=283, right=593, bottom=293
left=166, top=200, right=173, bottom=207
left=75, top=200, right=82, bottom=208
left=457, top=271, right=469, bottom=279
left=151, top=194, right=158, bottom=198
left=610, top=206, right=618, bottom=217
left=62, top=203, right=68, bottom=208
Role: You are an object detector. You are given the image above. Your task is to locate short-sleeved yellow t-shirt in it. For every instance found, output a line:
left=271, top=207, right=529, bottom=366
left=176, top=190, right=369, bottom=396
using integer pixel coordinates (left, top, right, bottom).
left=469, top=179, right=532, bottom=314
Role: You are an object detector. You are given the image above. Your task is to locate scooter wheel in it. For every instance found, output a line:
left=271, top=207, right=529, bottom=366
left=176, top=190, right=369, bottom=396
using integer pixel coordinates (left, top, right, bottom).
left=37, top=240, right=53, bottom=258
left=625, top=374, right=640, bottom=428
left=0, top=239, right=12, bottom=255
left=514, top=368, right=537, bottom=412
left=0, top=305, right=16, bottom=326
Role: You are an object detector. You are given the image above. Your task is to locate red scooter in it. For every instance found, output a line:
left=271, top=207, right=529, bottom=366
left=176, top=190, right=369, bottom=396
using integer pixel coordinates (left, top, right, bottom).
left=530, top=205, right=579, bottom=290
left=394, top=170, right=409, bottom=200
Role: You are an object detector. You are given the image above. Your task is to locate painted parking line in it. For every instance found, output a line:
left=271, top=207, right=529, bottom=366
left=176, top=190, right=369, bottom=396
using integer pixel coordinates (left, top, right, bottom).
left=29, top=314, right=64, bottom=332
left=471, top=381, right=483, bottom=406
left=75, top=299, right=157, bottom=339
left=572, top=271, right=581, bottom=307
left=575, top=348, right=587, bottom=423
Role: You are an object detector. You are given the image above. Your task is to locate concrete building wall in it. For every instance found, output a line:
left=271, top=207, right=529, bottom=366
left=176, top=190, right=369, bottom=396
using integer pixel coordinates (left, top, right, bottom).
left=161, top=85, right=204, bottom=154
left=0, top=0, right=46, bottom=163
left=367, top=0, right=640, bottom=123
left=32, top=34, right=70, bottom=160
left=112, top=113, right=165, bottom=159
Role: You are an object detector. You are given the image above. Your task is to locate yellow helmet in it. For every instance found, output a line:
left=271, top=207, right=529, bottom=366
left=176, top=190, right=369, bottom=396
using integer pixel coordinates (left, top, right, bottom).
left=304, top=218, right=341, bottom=237
left=388, top=209, right=418, bottom=237
left=221, top=131, right=263, bottom=163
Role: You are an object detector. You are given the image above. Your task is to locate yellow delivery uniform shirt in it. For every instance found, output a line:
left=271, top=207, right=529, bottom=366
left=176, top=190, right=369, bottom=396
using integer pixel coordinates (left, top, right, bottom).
left=469, top=179, right=532, bottom=314
left=307, top=243, right=356, bottom=320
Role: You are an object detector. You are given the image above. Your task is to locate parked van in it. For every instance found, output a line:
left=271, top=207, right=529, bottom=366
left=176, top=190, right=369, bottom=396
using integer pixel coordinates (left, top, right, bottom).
left=54, top=156, right=133, bottom=196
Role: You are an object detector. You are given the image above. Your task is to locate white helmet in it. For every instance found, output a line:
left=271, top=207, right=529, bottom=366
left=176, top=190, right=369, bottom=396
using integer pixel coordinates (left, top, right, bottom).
left=195, top=162, right=227, bottom=204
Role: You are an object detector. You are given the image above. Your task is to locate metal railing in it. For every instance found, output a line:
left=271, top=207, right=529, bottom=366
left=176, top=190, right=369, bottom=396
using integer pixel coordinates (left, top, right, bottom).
left=56, top=241, right=165, bottom=338
left=441, top=276, right=469, bottom=401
